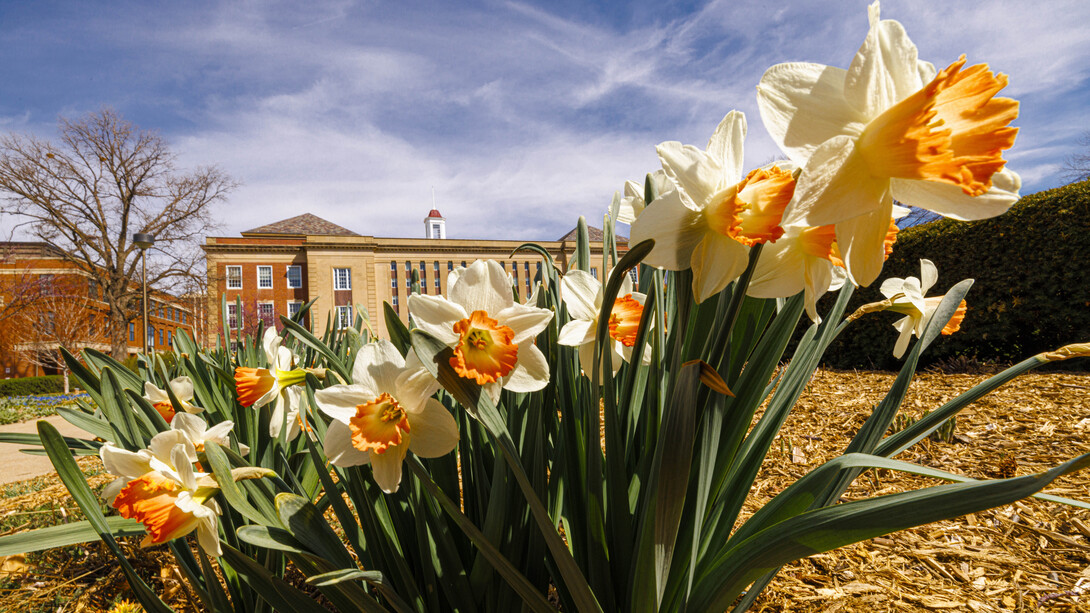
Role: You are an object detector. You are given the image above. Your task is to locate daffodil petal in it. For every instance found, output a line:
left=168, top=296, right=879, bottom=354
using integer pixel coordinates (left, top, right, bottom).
left=314, top=384, right=372, bottom=423
left=803, top=258, right=835, bottom=323
left=844, top=2, right=924, bottom=118
left=657, top=141, right=722, bottom=211
left=168, top=377, right=195, bottom=402
left=558, top=318, right=595, bottom=347
left=100, top=445, right=151, bottom=480
left=407, top=399, right=459, bottom=458
left=757, top=62, right=866, bottom=165
left=748, top=236, right=807, bottom=299
left=560, top=270, right=602, bottom=321
left=407, top=294, right=466, bottom=346
left=892, top=315, right=915, bottom=358
left=502, top=342, right=549, bottom=393
left=450, top=260, right=513, bottom=316
left=497, top=304, right=554, bottom=344
left=323, top=420, right=370, bottom=467
left=352, top=339, right=406, bottom=395
left=630, top=189, right=705, bottom=270
left=370, top=443, right=409, bottom=494
left=789, top=136, right=890, bottom=228
left=394, top=354, right=440, bottom=412
left=919, top=259, right=938, bottom=295
left=836, top=195, right=894, bottom=287
left=889, top=168, right=1021, bottom=221
left=705, top=110, right=746, bottom=186
left=690, top=232, right=749, bottom=304
left=148, top=430, right=196, bottom=466
left=261, top=327, right=281, bottom=366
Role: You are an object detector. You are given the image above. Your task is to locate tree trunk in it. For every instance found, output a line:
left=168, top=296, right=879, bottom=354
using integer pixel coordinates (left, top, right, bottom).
left=63, top=368, right=70, bottom=394
left=109, top=307, right=131, bottom=362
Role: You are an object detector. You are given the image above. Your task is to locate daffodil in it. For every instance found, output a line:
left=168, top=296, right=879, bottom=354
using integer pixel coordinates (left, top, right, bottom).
left=558, top=269, right=651, bottom=376
left=233, top=327, right=306, bottom=409
left=617, top=170, right=674, bottom=224
left=757, top=1, right=1020, bottom=287
left=171, top=413, right=250, bottom=455
left=850, top=259, right=967, bottom=358
left=630, top=111, right=798, bottom=303
left=99, top=430, right=198, bottom=503
left=313, top=339, right=458, bottom=493
left=408, top=260, right=554, bottom=403
left=109, top=443, right=223, bottom=555
left=142, top=376, right=202, bottom=423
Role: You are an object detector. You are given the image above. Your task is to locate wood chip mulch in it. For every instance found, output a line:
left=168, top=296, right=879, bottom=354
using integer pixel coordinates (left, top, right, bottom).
left=0, top=369, right=1086, bottom=612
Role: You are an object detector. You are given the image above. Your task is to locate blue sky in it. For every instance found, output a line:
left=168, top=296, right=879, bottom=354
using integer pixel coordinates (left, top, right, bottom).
left=2, top=0, right=1088, bottom=241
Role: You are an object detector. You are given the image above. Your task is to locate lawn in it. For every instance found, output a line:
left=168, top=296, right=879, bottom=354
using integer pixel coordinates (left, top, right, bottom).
left=0, top=393, right=93, bottom=426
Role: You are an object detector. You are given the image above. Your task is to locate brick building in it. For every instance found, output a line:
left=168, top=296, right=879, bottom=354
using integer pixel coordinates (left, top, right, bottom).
left=0, top=242, right=196, bottom=378
left=202, top=212, right=625, bottom=342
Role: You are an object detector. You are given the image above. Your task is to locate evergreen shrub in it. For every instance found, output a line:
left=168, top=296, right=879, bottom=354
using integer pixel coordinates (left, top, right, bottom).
left=0, top=375, right=64, bottom=397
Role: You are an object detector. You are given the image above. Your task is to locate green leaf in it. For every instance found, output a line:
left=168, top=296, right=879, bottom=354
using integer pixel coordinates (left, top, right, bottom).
left=236, top=525, right=308, bottom=554
left=276, top=493, right=355, bottom=568
left=0, top=432, right=101, bottom=454
left=0, top=517, right=144, bottom=556
left=383, top=301, right=412, bottom=358
left=279, top=315, right=352, bottom=382
left=219, top=544, right=333, bottom=613
left=307, top=568, right=385, bottom=586
left=56, top=407, right=113, bottom=440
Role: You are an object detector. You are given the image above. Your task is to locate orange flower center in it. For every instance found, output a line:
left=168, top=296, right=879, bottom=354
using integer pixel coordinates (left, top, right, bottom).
left=798, top=224, right=845, bottom=267
left=153, top=402, right=176, bottom=423
left=883, top=217, right=899, bottom=261
left=858, top=57, right=1018, bottom=196
left=113, top=473, right=193, bottom=545
left=450, top=311, right=518, bottom=384
left=607, top=294, right=644, bottom=347
left=234, top=367, right=275, bottom=407
left=941, top=300, right=968, bottom=335
left=707, top=165, right=795, bottom=247
left=349, top=392, right=410, bottom=455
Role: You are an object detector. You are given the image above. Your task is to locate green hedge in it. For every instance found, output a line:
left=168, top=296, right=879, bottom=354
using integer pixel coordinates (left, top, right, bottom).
left=818, top=179, right=1090, bottom=370
left=0, top=375, right=65, bottom=397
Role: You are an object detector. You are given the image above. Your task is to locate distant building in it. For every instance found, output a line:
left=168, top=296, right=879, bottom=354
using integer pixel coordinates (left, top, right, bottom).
left=202, top=212, right=625, bottom=343
left=0, top=242, right=195, bottom=378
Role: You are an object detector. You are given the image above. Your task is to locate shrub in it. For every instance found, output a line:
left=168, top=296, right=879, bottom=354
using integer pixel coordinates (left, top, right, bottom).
left=0, top=375, right=65, bottom=397
left=820, top=179, right=1090, bottom=370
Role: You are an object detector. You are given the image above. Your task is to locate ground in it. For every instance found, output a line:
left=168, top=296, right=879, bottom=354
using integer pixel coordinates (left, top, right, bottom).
left=0, top=369, right=1087, bottom=612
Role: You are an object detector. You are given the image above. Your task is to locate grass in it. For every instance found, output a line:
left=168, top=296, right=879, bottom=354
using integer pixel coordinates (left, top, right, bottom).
left=0, top=393, right=93, bottom=426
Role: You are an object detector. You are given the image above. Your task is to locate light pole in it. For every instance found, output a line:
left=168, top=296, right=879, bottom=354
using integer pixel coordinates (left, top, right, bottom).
left=133, top=233, right=155, bottom=356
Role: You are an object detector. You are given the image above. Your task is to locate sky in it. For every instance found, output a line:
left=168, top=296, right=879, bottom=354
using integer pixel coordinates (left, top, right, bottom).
left=1, top=0, right=1088, bottom=242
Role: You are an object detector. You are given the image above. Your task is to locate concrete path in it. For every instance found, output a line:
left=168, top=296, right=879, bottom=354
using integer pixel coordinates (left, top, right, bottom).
left=0, top=415, right=97, bottom=484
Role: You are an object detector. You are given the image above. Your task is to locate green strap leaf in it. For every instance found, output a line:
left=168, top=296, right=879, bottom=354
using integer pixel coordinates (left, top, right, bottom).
left=219, top=544, right=334, bottom=613
left=0, top=517, right=144, bottom=556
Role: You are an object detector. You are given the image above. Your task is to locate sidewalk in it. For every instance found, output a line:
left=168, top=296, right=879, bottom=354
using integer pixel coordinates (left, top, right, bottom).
left=0, top=415, right=97, bottom=485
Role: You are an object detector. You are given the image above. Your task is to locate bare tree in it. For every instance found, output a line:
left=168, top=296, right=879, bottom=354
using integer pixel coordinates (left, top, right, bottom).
left=1063, top=131, right=1090, bottom=184
left=8, top=276, right=97, bottom=392
left=0, top=109, right=236, bottom=360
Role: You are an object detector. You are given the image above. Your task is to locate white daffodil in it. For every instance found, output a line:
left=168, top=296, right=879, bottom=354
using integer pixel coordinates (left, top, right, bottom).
left=314, top=339, right=459, bottom=494
left=171, top=412, right=249, bottom=456
left=758, top=1, right=1020, bottom=287
left=269, top=386, right=303, bottom=442
left=558, top=269, right=651, bottom=376
left=875, top=259, right=967, bottom=358
left=142, top=376, right=202, bottom=423
left=617, top=170, right=674, bottom=224
left=630, top=111, right=798, bottom=303
left=107, top=443, right=223, bottom=555
left=409, top=260, right=554, bottom=404
left=99, top=429, right=199, bottom=503
left=233, top=327, right=305, bottom=409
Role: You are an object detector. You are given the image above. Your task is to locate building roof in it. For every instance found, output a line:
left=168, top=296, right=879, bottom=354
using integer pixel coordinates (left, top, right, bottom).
left=0, top=241, right=68, bottom=261
left=426, top=209, right=444, bottom=218
left=241, top=214, right=360, bottom=237
left=556, top=225, right=627, bottom=242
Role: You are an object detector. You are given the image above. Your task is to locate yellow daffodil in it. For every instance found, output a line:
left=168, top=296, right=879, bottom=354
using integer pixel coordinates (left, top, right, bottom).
left=313, top=340, right=458, bottom=493
left=558, top=269, right=652, bottom=376
left=408, top=260, right=554, bottom=403
left=757, top=1, right=1019, bottom=287
left=142, top=376, right=202, bottom=423
left=630, top=111, right=797, bottom=303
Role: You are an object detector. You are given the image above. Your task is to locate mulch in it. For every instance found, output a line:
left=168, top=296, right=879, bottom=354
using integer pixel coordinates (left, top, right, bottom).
left=0, top=369, right=1086, bottom=612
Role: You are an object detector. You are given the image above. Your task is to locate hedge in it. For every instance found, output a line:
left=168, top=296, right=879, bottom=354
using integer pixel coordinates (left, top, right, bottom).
left=0, top=375, right=65, bottom=397
left=817, top=179, right=1090, bottom=370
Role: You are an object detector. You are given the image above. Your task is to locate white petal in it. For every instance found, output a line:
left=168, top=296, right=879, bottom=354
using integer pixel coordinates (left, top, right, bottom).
left=100, top=445, right=151, bottom=480
left=143, top=382, right=168, bottom=404
left=274, top=346, right=294, bottom=372
left=558, top=318, right=595, bottom=347
left=657, top=141, right=722, bottom=211
left=195, top=512, right=222, bottom=557
left=168, top=377, right=195, bottom=402
left=705, top=110, right=747, bottom=185
left=892, top=315, right=917, bottom=358
left=497, top=304, right=554, bottom=344
left=560, top=270, right=602, bottom=321
left=323, top=420, right=370, bottom=467
left=577, top=342, right=596, bottom=378
left=352, top=340, right=406, bottom=394
left=757, top=62, right=865, bottom=165
left=748, top=235, right=806, bottom=299
left=171, top=445, right=197, bottom=490
left=450, top=260, right=513, bottom=316
left=918, top=259, right=938, bottom=295
left=102, top=478, right=126, bottom=504
left=502, top=343, right=549, bottom=393
left=202, top=421, right=235, bottom=446
left=844, top=4, right=924, bottom=118
left=262, top=328, right=282, bottom=366
left=407, top=294, right=465, bottom=346
left=690, top=232, right=749, bottom=304
left=889, top=168, right=1021, bottom=221
left=630, top=189, right=705, bottom=270
left=370, top=444, right=409, bottom=493
left=407, top=399, right=459, bottom=458
left=314, top=385, right=372, bottom=422
left=803, top=259, right=835, bottom=323
left=170, top=413, right=207, bottom=443
left=483, top=382, right=502, bottom=406
left=789, top=136, right=890, bottom=228
left=394, top=353, right=440, bottom=412
left=148, top=430, right=196, bottom=466
left=836, top=195, right=894, bottom=288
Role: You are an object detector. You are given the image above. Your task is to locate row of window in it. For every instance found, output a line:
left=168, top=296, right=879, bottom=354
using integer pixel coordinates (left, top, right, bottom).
left=224, top=301, right=304, bottom=329
left=127, top=322, right=186, bottom=347
left=226, top=265, right=303, bottom=290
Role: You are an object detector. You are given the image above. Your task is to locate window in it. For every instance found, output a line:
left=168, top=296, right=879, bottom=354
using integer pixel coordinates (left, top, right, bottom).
left=461, top=261, right=466, bottom=268
left=226, top=265, right=242, bottom=289
left=434, top=262, right=441, bottom=290
left=167, top=330, right=172, bottom=346
left=405, top=261, right=412, bottom=290
left=431, top=222, right=442, bottom=237
left=258, top=302, right=275, bottom=327
left=88, top=279, right=98, bottom=300
left=158, top=305, right=164, bottom=318
left=525, top=262, right=532, bottom=294
left=334, top=268, right=351, bottom=290
left=286, top=265, right=302, bottom=289
left=419, top=260, right=427, bottom=294
left=336, top=305, right=353, bottom=329
left=129, top=322, right=135, bottom=342
left=158, top=329, right=164, bottom=345
left=258, top=265, right=273, bottom=289
left=181, top=312, right=187, bottom=324
left=227, top=303, right=240, bottom=329
left=447, top=261, right=453, bottom=272
left=392, top=295, right=399, bottom=312
left=591, top=267, right=598, bottom=280
left=629, top=268, right=639, bottom=284
left=287, top=302, right=302, bottom=318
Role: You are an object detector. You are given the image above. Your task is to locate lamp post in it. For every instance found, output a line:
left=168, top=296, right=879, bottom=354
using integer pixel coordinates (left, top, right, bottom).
left=133, top=233, right=155, bottom=356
